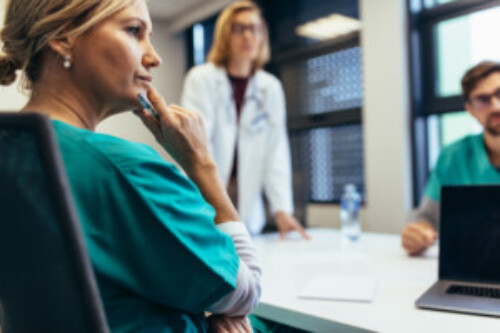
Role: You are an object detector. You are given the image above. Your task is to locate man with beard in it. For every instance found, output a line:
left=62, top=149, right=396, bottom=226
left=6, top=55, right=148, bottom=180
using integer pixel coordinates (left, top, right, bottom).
left=402, top=61, right=500, bottom=256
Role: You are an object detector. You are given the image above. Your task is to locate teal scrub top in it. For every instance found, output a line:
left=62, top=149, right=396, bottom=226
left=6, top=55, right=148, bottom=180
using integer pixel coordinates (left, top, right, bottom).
left=52, top=120, right=239, bottom=332
left=424, top=133, right=500, bottom=202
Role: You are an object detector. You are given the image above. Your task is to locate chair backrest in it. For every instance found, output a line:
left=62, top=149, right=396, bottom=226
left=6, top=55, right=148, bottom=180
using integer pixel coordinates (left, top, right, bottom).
left=0, top=113, right=108, bottom=333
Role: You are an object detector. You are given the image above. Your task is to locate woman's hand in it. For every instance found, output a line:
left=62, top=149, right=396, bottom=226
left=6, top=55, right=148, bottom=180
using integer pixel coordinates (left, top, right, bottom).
left=135, top=87, right=240, bottom=223
left=275, top=211, right=311, bottom=240
left=135, top=88, right=213, bottom=175
left=207, top=315, right=252, bottom=333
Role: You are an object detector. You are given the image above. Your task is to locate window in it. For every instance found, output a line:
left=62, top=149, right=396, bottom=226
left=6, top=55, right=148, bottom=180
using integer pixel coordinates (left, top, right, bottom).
left=434, top=6, right=500, bottom=98
left=291, top=125, right=363, bottom=202
left=280, top=45, right=364, bottom=205
left=260, top=0, right=363, bottom=211
left=409, top=0, right=500, bottom=203
left=424, top=0, right=462, bottom=9
left=186, top=16, right=216, bottom=68
left=426, top=111, right=482, bottom=169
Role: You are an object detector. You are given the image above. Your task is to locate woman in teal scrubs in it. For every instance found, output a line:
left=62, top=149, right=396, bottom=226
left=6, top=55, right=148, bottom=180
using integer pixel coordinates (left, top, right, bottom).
left=0, top=0, right=260, bottom=332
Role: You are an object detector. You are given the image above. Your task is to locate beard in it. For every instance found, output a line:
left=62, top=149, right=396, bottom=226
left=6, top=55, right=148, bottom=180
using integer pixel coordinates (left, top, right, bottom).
left=486, top=113, right=500, bottom=136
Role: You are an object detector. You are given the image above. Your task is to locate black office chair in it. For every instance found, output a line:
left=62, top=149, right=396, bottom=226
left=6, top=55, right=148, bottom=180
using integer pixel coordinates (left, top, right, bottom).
left=0, top=113, right=108, bottom=332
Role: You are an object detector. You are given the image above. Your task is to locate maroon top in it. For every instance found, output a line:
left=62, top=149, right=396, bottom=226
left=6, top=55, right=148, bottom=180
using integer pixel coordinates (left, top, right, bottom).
left=229, top=74, right=250, bottom=121
left=227, top=74, right=250, bottom=207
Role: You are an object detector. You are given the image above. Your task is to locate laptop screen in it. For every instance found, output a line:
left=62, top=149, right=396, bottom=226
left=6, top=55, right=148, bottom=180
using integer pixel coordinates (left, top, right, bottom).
left=439, top=185, right=500, bottom=284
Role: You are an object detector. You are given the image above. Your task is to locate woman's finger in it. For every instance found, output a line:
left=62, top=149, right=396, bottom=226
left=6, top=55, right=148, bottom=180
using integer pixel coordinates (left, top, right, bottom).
left=134, top=108, right=161, bottom=138
left=294, top=223, right=311, bottom=240
left=146, top=88, right=175, bottom=123
left=169, top=104, right=198, bottom=117
left=222, top=317, right=242, bottom=333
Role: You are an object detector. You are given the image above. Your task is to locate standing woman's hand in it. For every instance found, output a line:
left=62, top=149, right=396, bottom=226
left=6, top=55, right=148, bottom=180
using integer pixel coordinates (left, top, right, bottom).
left=275, top=211, right=311, bottom=240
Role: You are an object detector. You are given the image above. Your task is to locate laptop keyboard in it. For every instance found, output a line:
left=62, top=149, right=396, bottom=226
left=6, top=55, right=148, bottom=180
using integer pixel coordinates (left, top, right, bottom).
left=447, top=285, right=500, bottom=299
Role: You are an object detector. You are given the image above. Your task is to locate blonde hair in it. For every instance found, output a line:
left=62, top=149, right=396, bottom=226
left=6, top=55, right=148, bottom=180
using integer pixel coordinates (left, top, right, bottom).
left=207, top=0, right=270, bottom=73
left=0, top=0, right=134, bottom=89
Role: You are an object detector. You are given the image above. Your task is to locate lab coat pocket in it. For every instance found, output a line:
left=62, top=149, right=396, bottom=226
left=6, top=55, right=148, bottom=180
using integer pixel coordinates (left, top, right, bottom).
left=247, top=112, right=270, bottom=135
left=267, top=108, right=281, bottom=126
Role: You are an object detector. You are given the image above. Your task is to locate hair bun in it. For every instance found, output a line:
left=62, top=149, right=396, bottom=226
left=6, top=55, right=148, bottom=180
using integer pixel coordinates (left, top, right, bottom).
left=0, top=55, right=20, bottom=86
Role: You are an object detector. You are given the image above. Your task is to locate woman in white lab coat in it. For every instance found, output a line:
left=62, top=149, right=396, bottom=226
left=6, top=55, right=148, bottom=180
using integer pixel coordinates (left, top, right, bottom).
left=181, top=1, right=309, bottom=238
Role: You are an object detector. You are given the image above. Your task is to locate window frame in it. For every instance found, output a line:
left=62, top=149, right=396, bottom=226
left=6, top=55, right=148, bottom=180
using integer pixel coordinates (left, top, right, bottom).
left=408, top=0, right=500, bottom=205
left=268, top=32, right=363, bottom=204
left=269, top=33, right=362, bottom=133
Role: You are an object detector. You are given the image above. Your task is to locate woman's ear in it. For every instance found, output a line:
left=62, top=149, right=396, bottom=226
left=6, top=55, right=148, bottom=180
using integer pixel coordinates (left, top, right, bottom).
left=47, top=36, right=75, bottom=58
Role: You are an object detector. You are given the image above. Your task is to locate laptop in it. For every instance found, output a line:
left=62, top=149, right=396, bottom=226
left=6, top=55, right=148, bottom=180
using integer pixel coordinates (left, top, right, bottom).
left=416, top=185, right=500, bottom=317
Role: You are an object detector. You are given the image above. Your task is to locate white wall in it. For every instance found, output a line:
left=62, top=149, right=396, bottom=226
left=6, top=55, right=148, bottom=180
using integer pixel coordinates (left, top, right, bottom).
left=360, top=0, right=412, bottom=232
left=308, top=0, right=412, bottom=234
left=0, top=79, right=27, bottom=111
left=360, top=0, right=412, bottom=233
left=0, top=1, right=29, bottom=111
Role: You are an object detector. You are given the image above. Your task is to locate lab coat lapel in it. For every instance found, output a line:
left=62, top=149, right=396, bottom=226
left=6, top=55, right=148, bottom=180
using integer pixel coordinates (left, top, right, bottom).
left=241, top=72, right=267, bottom=133
left=214, top=66, right=237, bottom=125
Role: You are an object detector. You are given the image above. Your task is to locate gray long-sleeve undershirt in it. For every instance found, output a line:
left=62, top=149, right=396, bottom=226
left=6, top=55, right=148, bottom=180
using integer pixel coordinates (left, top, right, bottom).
left=209, top=221, right=262, bottom=316
left=410, top=197, right=440, bottom=230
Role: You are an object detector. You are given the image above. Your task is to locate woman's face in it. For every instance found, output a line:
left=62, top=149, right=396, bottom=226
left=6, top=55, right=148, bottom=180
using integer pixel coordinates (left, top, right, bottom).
left=228, top=10, right=263, bottom=65
left=71, top=0, right=161, bottom=113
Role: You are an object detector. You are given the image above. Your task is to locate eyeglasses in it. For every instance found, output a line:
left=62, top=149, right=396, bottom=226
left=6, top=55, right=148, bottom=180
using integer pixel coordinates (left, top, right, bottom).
left=231, top=23, right=261, bottom=36
left=469, top=87, right=500, bottom=110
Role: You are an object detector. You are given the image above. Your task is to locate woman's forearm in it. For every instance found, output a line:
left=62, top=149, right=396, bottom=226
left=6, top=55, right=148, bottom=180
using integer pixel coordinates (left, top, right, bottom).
left=186, top=159, right=240, bottom=224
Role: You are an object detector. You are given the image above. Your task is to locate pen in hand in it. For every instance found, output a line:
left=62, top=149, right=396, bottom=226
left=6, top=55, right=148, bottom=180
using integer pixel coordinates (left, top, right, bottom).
left=137, top=92, right=160, bottom=120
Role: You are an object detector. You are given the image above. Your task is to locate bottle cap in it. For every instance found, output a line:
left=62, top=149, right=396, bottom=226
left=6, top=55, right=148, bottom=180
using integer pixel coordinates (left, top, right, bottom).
left=344, top=183, right=356, bottom=193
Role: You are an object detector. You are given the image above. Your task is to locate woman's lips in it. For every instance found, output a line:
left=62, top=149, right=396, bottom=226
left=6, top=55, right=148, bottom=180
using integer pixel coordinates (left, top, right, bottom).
left=137, top=75, right=152, bottom=82
left=136, top=76, right=153, bottom=88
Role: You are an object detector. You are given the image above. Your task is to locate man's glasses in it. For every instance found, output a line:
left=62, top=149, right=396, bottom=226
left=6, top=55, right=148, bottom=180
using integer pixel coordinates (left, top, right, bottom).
left=470, top=88, right=500, bottom=110
left=231, top=23, right=261, bottom=36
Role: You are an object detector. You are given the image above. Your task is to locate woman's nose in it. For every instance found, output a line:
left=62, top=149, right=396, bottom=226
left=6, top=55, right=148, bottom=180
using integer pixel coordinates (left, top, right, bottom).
left=143, top=43, right=162, bottom=68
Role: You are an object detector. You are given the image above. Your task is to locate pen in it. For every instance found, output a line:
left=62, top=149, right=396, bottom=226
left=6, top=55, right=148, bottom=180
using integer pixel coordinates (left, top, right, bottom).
left=137, top=93, right=160, bottom=120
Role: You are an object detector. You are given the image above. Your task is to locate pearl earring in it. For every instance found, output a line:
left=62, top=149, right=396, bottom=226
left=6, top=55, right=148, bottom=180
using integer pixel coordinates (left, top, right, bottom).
left=63, top=54, right=72, bottom=69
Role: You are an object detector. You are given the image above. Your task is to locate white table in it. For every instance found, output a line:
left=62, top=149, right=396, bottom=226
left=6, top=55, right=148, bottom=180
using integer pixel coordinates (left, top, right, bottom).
left=251, top=228, right=500, bottom=333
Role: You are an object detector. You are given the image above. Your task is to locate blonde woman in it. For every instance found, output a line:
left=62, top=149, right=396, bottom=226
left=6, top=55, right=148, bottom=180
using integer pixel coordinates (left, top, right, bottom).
left=0, top=0, right=260, bottom=331
left=182, top=1, right=309, bottom=239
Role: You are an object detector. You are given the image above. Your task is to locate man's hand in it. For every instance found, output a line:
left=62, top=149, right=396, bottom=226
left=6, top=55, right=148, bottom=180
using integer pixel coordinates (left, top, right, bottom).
left=275, top=211, right=311, bottom=240
left=401, top=220, right=437, bottom=256
left=207, top=315, right=252, bottom=333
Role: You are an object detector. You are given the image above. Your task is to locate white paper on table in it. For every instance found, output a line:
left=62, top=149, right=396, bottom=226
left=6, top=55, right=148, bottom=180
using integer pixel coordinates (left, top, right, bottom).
left=298, top=275, right=378, bottom=302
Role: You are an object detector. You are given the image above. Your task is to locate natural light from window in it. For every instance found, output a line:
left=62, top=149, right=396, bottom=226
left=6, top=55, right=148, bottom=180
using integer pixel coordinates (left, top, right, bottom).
left=435, top=6, right=500, bottom=97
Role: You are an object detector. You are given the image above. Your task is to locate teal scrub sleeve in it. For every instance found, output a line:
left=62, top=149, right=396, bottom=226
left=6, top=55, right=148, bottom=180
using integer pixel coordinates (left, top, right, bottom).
left=79, top=157, right=239, bottom=314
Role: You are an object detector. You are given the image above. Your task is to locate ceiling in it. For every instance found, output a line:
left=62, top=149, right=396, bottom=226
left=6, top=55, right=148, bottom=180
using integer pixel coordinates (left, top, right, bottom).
left=0, top=0, right=230, bottom=33
left=147, top=0, right=207, bottom=21
left=147, top=0, right=234, bottom=31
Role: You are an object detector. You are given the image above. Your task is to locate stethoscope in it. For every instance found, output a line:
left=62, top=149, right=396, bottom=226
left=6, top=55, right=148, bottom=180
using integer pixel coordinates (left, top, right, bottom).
left=224, top=79, right=268, bottom=130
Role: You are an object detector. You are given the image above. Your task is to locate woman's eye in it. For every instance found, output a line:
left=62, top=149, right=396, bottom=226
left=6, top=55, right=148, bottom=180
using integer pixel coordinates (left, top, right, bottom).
left=126, top=26, right=141, bottom=36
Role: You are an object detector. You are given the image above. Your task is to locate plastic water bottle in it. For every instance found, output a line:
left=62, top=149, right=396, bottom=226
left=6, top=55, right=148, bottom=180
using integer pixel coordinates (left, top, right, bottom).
left=340, top=184, right=361, bottom=242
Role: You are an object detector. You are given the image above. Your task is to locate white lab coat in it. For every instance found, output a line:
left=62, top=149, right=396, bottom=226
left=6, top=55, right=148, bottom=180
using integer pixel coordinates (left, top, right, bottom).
left=181, top=63, right=293, bottom=234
